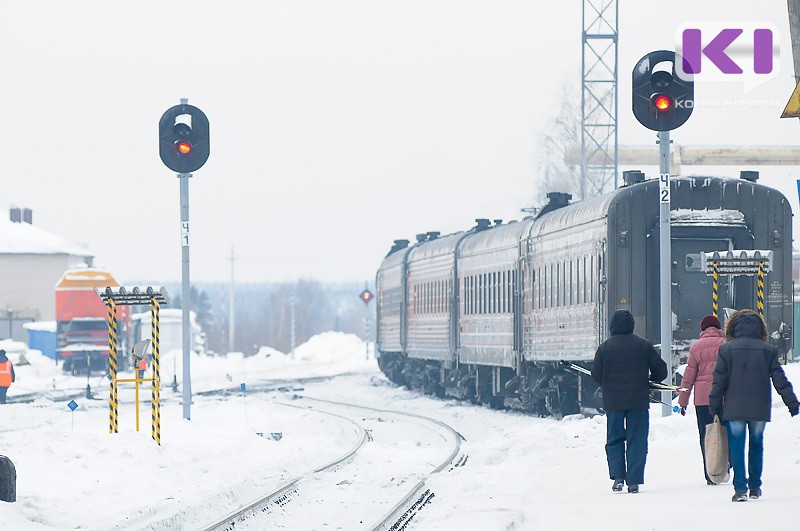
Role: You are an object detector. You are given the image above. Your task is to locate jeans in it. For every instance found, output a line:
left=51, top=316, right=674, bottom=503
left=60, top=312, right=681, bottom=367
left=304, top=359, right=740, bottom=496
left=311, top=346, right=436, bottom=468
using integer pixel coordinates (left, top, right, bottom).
left=695, top=405, right=714, bottom=483
left=726, top=420, right=766, bottom=493
left=0, top=387, right=7, bottom=404
left=605, top=409, right=649, bottom=485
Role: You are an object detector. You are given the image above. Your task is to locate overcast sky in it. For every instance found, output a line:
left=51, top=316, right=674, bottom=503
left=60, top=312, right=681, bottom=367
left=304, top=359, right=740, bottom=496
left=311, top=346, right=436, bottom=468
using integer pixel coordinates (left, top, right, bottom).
left=1, top=1, right=798, bottom=284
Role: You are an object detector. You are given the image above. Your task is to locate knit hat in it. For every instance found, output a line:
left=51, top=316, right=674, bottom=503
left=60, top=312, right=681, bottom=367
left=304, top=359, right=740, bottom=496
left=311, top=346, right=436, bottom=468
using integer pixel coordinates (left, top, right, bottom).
left=700, top=314, right=722, bottom=331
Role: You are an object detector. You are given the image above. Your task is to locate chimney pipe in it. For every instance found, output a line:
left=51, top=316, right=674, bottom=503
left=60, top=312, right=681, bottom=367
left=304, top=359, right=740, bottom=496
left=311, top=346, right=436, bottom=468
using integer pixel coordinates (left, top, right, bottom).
left=740, top=170, right=759, bottom=182
left=622, top=170, right=645, bottom=186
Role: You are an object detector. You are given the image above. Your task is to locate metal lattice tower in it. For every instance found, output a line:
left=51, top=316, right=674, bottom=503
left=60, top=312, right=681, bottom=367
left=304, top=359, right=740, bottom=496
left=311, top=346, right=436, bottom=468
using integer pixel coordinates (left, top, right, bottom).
left=581, top=0, right=618, bottom=193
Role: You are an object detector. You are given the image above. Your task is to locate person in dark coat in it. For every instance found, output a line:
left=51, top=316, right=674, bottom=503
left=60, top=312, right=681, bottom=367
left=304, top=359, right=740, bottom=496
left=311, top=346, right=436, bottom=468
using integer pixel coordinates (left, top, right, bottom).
left=708, top=309, right=799, bottom=502
left=0, top=350, right=16, bottom=404
left=591, top=310, right=668, bottom=493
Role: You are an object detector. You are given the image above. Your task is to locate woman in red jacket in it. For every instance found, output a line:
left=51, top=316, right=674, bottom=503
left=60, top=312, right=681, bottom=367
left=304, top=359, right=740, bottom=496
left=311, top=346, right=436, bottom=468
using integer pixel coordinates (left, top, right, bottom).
left=678, top=314, right=725, bottom=484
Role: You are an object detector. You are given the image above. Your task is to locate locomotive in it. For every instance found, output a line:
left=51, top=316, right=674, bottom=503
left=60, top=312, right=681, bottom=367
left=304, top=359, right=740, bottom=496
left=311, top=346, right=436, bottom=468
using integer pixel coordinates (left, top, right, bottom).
left=374, top=172, right=793, bottom=417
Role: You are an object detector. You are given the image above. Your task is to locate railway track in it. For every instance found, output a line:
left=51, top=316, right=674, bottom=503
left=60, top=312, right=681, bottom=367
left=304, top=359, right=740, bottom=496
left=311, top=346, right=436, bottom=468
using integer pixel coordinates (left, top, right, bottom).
left=199, top=395, right=465, bottom=531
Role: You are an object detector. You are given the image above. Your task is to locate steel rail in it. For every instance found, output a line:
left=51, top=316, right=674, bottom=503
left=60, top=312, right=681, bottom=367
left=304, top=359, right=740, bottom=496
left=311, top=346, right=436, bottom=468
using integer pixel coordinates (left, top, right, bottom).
left=198, top=401, right=368, bottom=531
left=295, top=396, right=464, bottom=531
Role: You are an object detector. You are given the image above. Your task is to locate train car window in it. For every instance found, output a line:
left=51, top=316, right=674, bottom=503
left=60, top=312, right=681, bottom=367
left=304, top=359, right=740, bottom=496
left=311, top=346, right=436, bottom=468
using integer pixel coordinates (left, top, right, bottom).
left=478, top=274, right=483, bottom=314
left=590, top=256, right=595, bottom=303
left=495, top=272, right=499, bottom=314
left=489, top=272, right=494, bottom=314
left=469, top=275, right=475, bottom=314
left=466, top=276, right=470, bottom=315
left=685, top=253, right=703, bottom=272
left=495, top=271, right=500, bottom=314
left=557, top=263, right=561, bottom=307
left=484, top=273, right=489, bottom=314
left=543, top=266, right=553, bottom=308
left=470, top=275, right=474, bottom=315
left=500, top=271, right=505, bottom=313
left=576, top=259, right=581, bottom=305
left=467, top=276, right=472, bottom=315
left=569, top=260, right=574, bottom=306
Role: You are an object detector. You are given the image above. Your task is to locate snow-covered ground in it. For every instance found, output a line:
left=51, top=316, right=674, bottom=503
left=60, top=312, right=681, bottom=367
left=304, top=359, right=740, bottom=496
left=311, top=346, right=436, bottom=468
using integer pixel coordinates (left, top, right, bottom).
left=1, top=333, right=799, bottom=530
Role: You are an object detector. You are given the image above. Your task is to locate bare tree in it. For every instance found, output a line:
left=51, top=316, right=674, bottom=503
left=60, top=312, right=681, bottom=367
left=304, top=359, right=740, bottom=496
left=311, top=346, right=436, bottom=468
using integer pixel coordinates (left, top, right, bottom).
left=533, top=79, right=614, bottom=207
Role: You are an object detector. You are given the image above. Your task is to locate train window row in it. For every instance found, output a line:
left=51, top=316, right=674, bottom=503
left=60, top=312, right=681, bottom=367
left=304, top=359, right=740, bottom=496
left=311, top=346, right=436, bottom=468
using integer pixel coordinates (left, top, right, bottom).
left=463, top=270, right=516, bottom=315
left=533, top=255, right=599, bottom=310
left=412, top=279, right=450, bottom=315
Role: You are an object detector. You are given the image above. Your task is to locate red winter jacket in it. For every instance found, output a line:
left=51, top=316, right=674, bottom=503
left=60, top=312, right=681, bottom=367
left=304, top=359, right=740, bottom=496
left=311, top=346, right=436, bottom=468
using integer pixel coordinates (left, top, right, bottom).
left=678, top=327, right=724, bottom=407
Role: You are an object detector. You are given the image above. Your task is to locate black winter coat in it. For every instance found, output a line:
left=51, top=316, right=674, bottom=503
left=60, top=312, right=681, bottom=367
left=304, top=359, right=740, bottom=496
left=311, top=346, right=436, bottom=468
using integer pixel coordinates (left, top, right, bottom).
left=591, top=310, right=668, bottom=411
left=708, top=312, right=799, bottom=421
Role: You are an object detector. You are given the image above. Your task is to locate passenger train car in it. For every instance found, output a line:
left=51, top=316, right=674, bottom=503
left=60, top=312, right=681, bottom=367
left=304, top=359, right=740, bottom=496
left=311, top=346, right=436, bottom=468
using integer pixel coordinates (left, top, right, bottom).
left=375, top=173, right=793, bottom=416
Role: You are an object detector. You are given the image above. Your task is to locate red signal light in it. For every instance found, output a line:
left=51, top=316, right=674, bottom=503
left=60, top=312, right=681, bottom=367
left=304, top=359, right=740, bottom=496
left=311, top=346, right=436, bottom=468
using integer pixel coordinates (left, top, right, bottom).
left=652, top=94, right=672, bottom=111
left=176, top=141, right=192, bottom=155
left=360, top=289, right=373, bottom=303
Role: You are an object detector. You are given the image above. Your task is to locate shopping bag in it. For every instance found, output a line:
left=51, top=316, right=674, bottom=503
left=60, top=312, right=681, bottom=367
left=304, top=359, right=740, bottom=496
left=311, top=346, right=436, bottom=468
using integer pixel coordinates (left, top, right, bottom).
left=704, top=415, right=730, bottom=484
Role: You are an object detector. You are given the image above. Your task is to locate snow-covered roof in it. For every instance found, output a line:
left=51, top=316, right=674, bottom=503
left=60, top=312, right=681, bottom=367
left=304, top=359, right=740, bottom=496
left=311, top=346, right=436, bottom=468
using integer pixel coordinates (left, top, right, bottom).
left=0, top=212, right=93, bottom=257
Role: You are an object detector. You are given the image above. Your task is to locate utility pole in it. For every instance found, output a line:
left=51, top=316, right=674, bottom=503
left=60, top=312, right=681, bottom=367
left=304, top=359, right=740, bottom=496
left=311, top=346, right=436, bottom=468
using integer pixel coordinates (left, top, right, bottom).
left=228, top=245, right=236, bottom=354
left=581, top=0, right=619, bottom=193
left=289, top=289, right=298, bottom=358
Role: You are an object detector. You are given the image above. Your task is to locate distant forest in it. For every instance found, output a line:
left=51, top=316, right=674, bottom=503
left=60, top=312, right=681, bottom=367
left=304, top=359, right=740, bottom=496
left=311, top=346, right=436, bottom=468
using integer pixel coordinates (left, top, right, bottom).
left=164, top=280, right=375, bottom=355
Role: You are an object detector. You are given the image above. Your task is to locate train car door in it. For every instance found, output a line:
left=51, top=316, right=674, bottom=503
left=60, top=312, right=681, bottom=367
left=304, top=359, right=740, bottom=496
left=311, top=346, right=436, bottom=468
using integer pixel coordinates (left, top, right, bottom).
left=672, top=236, right=731, bottom=341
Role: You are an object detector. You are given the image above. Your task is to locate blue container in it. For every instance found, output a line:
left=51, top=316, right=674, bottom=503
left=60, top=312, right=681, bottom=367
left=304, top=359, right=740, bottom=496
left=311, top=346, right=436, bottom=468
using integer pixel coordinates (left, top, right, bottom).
left=25, top=322, right=57, bottom=359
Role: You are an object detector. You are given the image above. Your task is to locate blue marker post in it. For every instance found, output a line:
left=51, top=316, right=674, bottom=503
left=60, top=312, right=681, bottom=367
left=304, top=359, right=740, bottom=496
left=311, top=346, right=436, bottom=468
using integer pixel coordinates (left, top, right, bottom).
left=68, top=400, right=78, bottom=431
left=796, top=180, right=800, bottom=208
left=240, top=382, right=248, bottom=426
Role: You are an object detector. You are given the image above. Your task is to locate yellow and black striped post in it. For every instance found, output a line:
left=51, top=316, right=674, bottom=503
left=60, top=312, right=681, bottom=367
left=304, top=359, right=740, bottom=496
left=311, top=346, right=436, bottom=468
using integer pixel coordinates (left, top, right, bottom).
left=107, top=299, right=119, bottom=433
left=712, top=261, right=719, bottom=318
left=757, top=261, right=765, bottom=318
left=151, top=298, right=161, bottom=445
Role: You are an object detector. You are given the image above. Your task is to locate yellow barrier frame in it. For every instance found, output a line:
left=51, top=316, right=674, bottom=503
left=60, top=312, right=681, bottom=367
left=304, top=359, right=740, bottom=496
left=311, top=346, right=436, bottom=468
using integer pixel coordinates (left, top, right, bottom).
left=96, top=286, right=170, bottom=445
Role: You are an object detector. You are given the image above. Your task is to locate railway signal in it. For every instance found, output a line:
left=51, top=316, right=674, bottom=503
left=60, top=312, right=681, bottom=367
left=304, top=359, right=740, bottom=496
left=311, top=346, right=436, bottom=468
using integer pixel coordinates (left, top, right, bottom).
left=359, top=289, right=374, bottom=304
left=631, top=50, right=694, bottom=418
left=158, top=102, right=210, bottom=173
left=632, top=50, right=694, bottom=132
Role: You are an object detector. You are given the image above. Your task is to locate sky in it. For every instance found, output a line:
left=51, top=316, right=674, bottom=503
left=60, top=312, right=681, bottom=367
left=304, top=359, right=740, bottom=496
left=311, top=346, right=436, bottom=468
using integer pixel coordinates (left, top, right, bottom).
left=1, top=335, right=799, bottom=529
left=1, top=1, right=800, bottom=284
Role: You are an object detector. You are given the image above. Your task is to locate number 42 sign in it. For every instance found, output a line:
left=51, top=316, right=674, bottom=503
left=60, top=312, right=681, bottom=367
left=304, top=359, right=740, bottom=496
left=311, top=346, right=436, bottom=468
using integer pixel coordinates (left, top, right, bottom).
left=659, top=173, right=670, bottom=204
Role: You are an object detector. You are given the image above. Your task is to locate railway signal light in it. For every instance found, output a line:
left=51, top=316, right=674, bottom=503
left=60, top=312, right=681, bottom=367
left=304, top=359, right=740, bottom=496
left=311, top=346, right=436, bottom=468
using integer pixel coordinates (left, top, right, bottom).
left=632, top=50, right=694, bottom=131
left=359, top=289, right=374, bottom=304
left=159, top=102, right=210, bottom=173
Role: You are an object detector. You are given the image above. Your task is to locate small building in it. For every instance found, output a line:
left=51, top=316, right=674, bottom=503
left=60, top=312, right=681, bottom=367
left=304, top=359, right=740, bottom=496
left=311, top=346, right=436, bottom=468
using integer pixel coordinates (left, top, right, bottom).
left=131, top=308, right=205, bottom=354
left=0, top=207, right=93, bottom=340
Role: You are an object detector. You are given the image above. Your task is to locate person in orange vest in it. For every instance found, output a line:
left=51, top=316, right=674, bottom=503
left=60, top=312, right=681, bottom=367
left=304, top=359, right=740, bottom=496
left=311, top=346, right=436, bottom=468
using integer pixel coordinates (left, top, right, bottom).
left=138, top=357, right=147, bottom=380
left=0, top=350, right=15, bottom=404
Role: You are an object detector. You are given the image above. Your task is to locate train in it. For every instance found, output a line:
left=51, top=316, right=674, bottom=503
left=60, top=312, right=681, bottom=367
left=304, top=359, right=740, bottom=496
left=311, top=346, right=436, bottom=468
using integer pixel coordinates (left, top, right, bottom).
left=374, top=172, right=793, bottom=417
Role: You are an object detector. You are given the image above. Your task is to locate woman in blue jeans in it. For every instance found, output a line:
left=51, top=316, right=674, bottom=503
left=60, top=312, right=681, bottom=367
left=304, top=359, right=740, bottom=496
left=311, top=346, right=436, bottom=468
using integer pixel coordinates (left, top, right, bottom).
left=708, top=310, right=799, bottom=502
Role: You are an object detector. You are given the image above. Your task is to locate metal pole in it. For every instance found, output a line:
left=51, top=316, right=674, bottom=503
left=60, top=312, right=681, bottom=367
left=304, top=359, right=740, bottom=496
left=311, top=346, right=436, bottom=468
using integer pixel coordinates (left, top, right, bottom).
left=289, top=290, right=297, bottom=358
left=658, top=131, right=672, bottom=417
left=179, top=172, right=192, bottom=420
left=712, top=261, right=719, bottom=317
left=107, top=300, right=119, bottom=433
left=757, top=261, right=765, bottom=317
left=229, top=245, right=235, bottom=354
left=151, top=298, right=161, bottom=445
